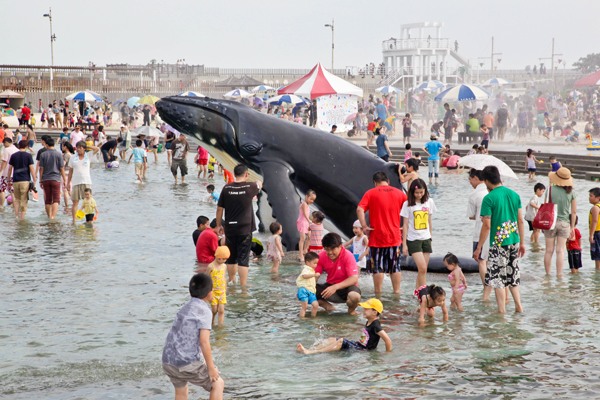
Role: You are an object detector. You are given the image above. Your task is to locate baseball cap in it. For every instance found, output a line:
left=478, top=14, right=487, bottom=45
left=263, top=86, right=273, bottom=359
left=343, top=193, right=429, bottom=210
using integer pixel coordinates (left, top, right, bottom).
left=358, top=298, right=383, bottom=314
left=214, top=246, right=231, bottom=259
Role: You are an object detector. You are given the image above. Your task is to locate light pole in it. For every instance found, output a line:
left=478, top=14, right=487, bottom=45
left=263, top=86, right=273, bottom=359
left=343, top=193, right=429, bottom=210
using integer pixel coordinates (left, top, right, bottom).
left=324, top=19, right=334, bottom=71
left=490, top=36, right=502, bottom=75
left=43, top=8, right=56, bottom=93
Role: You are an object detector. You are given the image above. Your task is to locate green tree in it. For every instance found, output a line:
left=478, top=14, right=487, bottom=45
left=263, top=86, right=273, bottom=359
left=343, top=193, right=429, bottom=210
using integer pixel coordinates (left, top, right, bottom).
left=573, top=53, right=600, bottom=73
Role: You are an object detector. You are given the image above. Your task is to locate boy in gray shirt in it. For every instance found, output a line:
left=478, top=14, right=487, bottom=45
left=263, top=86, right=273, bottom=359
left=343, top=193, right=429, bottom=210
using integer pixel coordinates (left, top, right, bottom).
left=162, top=273, right=224, bottom=400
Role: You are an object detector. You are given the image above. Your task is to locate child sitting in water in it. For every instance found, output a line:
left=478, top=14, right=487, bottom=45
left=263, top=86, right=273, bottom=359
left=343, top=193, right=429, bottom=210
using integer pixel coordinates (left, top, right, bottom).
left=414, top=284, right=448, bottom=324
left=205, top=184, right=219, bottom=204
left=296, top=298, right=392, bottom=354
left=307, top=211, right=325, bottom=254
left=343, top=220, right=369, bottom=270
left=443, top=253, right=467, bottom=311
left=207, top=246, right=229, bottom=326
left=266, top=222, right=285, bottom=273
left=296, top=251, right=320, bottom=318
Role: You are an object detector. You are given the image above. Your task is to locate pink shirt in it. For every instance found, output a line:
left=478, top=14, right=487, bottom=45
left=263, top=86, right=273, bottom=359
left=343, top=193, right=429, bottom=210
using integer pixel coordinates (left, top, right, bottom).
left=315, top=248, right=358, bottom=285
left=446, top=155, right=460, bottom=168
left=70, top=130, right=85, bottom=147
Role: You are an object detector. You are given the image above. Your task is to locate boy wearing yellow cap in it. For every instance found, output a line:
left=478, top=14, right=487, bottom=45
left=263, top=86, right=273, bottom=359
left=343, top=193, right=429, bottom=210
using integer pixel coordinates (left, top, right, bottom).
left=296, top=298, right=393, bottom=354
left=207, top=246, right=229, bottom=326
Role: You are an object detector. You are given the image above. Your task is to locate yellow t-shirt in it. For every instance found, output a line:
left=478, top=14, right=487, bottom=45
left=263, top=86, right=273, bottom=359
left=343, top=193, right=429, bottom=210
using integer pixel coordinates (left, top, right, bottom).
left=82, top=198, right=96, bottom=214
left=296, top=265, right=316, bottom=293
left=590, top=204, right=600, bottom=232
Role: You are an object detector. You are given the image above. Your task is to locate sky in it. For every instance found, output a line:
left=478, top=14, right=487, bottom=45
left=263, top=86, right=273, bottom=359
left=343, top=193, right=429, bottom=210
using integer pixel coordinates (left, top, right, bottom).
left=5, top=0, right=599, bottom=71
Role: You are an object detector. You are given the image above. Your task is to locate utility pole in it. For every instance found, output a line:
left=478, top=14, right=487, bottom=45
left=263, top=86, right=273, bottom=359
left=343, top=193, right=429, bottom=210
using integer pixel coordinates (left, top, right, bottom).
left=43, top=8, right=56, bottom=93
left=324, top=19, right=334, bottom=71
left=490, top=36, right=502, bottom=76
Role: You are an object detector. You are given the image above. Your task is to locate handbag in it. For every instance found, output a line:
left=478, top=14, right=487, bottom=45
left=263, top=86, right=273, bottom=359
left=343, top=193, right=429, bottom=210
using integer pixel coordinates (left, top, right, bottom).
left=533, top=184, right=557, bottom=230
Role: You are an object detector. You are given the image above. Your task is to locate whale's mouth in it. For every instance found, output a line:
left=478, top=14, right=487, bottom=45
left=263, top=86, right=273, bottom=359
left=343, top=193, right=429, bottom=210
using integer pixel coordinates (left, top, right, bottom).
left=156, top=96, right=263, bottom=181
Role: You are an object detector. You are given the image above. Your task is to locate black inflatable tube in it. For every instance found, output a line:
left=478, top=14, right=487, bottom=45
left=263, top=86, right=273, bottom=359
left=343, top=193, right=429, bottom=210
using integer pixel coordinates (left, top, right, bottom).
left=401, top=256, right=479, bottom=274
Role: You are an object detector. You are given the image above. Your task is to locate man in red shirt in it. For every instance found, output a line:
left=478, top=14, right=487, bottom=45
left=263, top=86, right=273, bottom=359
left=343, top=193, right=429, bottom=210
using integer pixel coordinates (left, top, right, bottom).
left=315, top=233, right=361, bottom=314
left=357, top=171, right=407, bottom=295
left=195, top=218, right=221, bottom=272
left=20, top=104, right=31, bottom=126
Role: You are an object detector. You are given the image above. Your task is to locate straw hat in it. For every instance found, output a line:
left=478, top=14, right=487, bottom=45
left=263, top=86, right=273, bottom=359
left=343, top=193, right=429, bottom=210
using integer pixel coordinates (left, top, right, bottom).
left=549, top=167, right=573, bottom=187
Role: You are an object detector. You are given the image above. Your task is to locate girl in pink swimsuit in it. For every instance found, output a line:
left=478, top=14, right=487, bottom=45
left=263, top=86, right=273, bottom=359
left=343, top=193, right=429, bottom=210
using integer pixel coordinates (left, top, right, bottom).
left=296, top=190, right=316, bottom=262
left=443, top=253, right=467, bottom=311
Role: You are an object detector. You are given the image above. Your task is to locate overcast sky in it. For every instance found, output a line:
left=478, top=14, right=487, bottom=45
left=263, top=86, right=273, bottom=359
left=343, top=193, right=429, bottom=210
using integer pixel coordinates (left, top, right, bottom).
left=5, top=0, right=598, bottom=70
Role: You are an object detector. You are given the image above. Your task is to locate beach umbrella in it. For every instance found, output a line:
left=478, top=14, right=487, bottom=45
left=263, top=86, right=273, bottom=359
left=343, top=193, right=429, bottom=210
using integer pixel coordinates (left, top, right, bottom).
left=223, top=88, right=251, bottom=98
left=127, top=96, right=140, bottom=108
left=483, top=77, right=510, bottom=86
left=267, top=94, right=310, bottom=105
left=458, top=154, right=518, bottom=180
left=414, top=80, right=445, bottom=92
left=134, top=125, right=163, bottom=137
left=375, top=85, right=403, bottom=95
left=251, top=85, right=275, bottom=93
left=0, top=90, right=24, bottom=98
left=434, top=84, right=490, bottom=102
left=178, top=91, right=205, bottom=97
left=65, top=90, right=104, bottom=102
left=137, top=95, right=160, bottom=105
left=253, top=97, right=265, bottom=107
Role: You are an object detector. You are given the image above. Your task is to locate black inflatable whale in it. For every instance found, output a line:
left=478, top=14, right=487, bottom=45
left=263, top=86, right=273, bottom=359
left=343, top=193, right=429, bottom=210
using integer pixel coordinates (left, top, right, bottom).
left=156, top=96, right=402, bottom=249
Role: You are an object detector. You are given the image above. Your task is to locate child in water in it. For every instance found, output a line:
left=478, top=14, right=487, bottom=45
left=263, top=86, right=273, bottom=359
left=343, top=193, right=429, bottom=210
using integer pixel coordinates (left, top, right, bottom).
left=344, top=220, right=369, bottom=269
left=266, top=222, right=285, bottom=273
left=207, top=246, right=229, bottom=326
left=296, top=298, right=392, bottom=354
left=297, top=190, right=316, bottom=262
left=307, top=211, right=326, bottom=254
left=296, top=251, right=320, bottom=318
left=414, top=284, right=448, bottom=324
left=80, top=188, right=98, bottom=223
left=525, top=149, right=539, bottom=181
left=443, top=253, right=467, bottom=311
left=567, top=216, right=582, bottom=274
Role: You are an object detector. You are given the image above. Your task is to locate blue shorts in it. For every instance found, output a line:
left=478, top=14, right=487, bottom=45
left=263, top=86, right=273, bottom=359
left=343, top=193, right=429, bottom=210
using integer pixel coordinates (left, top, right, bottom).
left=341, top=338, right=366, bottom=351
left=591, top=231, right=600, bottom=261
left=297, top=287, right=317, bottom=304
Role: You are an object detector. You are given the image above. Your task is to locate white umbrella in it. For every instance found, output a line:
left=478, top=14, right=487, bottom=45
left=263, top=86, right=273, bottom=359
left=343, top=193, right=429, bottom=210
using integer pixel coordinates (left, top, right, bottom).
left=434, top=84, right=490, bottom=102
left=223, top=88, right=252, bottom=98
left=458, top=154, right=518, bottom=179
left=134, top=125, right=163, bottom=137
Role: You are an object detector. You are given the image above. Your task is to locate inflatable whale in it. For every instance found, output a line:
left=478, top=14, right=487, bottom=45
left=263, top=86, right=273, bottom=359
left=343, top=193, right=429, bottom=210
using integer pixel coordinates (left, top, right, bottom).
left=156, top=96, right=402, bottom=249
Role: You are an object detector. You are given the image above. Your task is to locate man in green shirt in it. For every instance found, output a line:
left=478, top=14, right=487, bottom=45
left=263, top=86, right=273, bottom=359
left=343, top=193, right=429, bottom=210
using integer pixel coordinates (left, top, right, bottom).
left=466, top=113, right=480, bottom=133
left=474, top=166, right=525, bottom=314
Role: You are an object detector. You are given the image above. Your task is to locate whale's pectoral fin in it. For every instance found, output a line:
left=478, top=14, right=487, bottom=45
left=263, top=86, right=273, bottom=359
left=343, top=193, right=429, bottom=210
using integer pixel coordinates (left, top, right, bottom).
left=259, top=161, right=301, bottom=251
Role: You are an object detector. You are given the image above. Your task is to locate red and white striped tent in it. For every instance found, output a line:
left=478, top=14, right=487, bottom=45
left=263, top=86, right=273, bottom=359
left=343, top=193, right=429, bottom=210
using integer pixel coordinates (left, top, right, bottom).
left=277, top=63, right=363, bottom=99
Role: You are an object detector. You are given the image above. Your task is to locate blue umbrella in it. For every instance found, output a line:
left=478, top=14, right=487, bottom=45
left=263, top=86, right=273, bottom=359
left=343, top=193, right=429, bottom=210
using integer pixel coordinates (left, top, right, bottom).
left=434, top=84, right=490, bottom=102
left=267, top=94, right=310, bottom=106
left=127, top=96, right=140, bottom=108
left=483, top=78, right=509, bottom=87
left=375, top=85, right=403, bottom=95
left=251, top=85, right=276, bottom=93
left=414, top=80, right=445, bottom=92
left=66, top=90, right=103, bottom=102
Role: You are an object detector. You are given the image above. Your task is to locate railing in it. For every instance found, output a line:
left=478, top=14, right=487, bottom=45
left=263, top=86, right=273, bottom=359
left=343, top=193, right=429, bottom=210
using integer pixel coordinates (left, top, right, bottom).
left=382, top=38, right=452, bottom=51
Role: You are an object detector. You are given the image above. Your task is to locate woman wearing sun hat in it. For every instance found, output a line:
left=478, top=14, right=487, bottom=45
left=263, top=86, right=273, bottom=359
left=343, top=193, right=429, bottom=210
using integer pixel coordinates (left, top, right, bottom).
left=543, top=167, right=577, bottom=277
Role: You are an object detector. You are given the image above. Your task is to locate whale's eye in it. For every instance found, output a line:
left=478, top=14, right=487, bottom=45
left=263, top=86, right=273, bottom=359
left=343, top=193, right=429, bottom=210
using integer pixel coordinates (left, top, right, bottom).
left=240, top=141, right=262, bottom=156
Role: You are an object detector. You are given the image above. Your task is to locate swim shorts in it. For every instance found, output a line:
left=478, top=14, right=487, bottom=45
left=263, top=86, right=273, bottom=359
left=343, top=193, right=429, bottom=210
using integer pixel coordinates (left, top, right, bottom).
left=367, top=246, right=401, bottom=274
left=485, top=244, right=520, bottom=289
left=297, top=287, right=317, bottom=304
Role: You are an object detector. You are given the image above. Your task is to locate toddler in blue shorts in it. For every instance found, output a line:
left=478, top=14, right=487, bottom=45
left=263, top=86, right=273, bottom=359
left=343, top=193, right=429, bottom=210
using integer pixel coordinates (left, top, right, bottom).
left=296, top=251, right=320, bottom=318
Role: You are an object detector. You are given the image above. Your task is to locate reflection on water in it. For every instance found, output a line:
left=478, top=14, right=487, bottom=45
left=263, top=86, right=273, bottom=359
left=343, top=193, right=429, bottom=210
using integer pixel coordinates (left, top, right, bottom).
left=2, top=161, right=600, bottom=398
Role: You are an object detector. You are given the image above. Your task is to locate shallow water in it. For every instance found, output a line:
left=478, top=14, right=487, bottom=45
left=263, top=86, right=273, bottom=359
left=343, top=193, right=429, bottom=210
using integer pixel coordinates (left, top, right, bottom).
left=2, top=154, right=600, bottom=399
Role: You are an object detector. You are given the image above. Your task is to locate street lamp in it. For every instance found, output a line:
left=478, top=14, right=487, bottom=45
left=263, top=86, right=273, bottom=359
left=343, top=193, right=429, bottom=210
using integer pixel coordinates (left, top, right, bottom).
left=43, top=8, right=56, bottom=93
left=324, top=19, right=334, bottom=71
